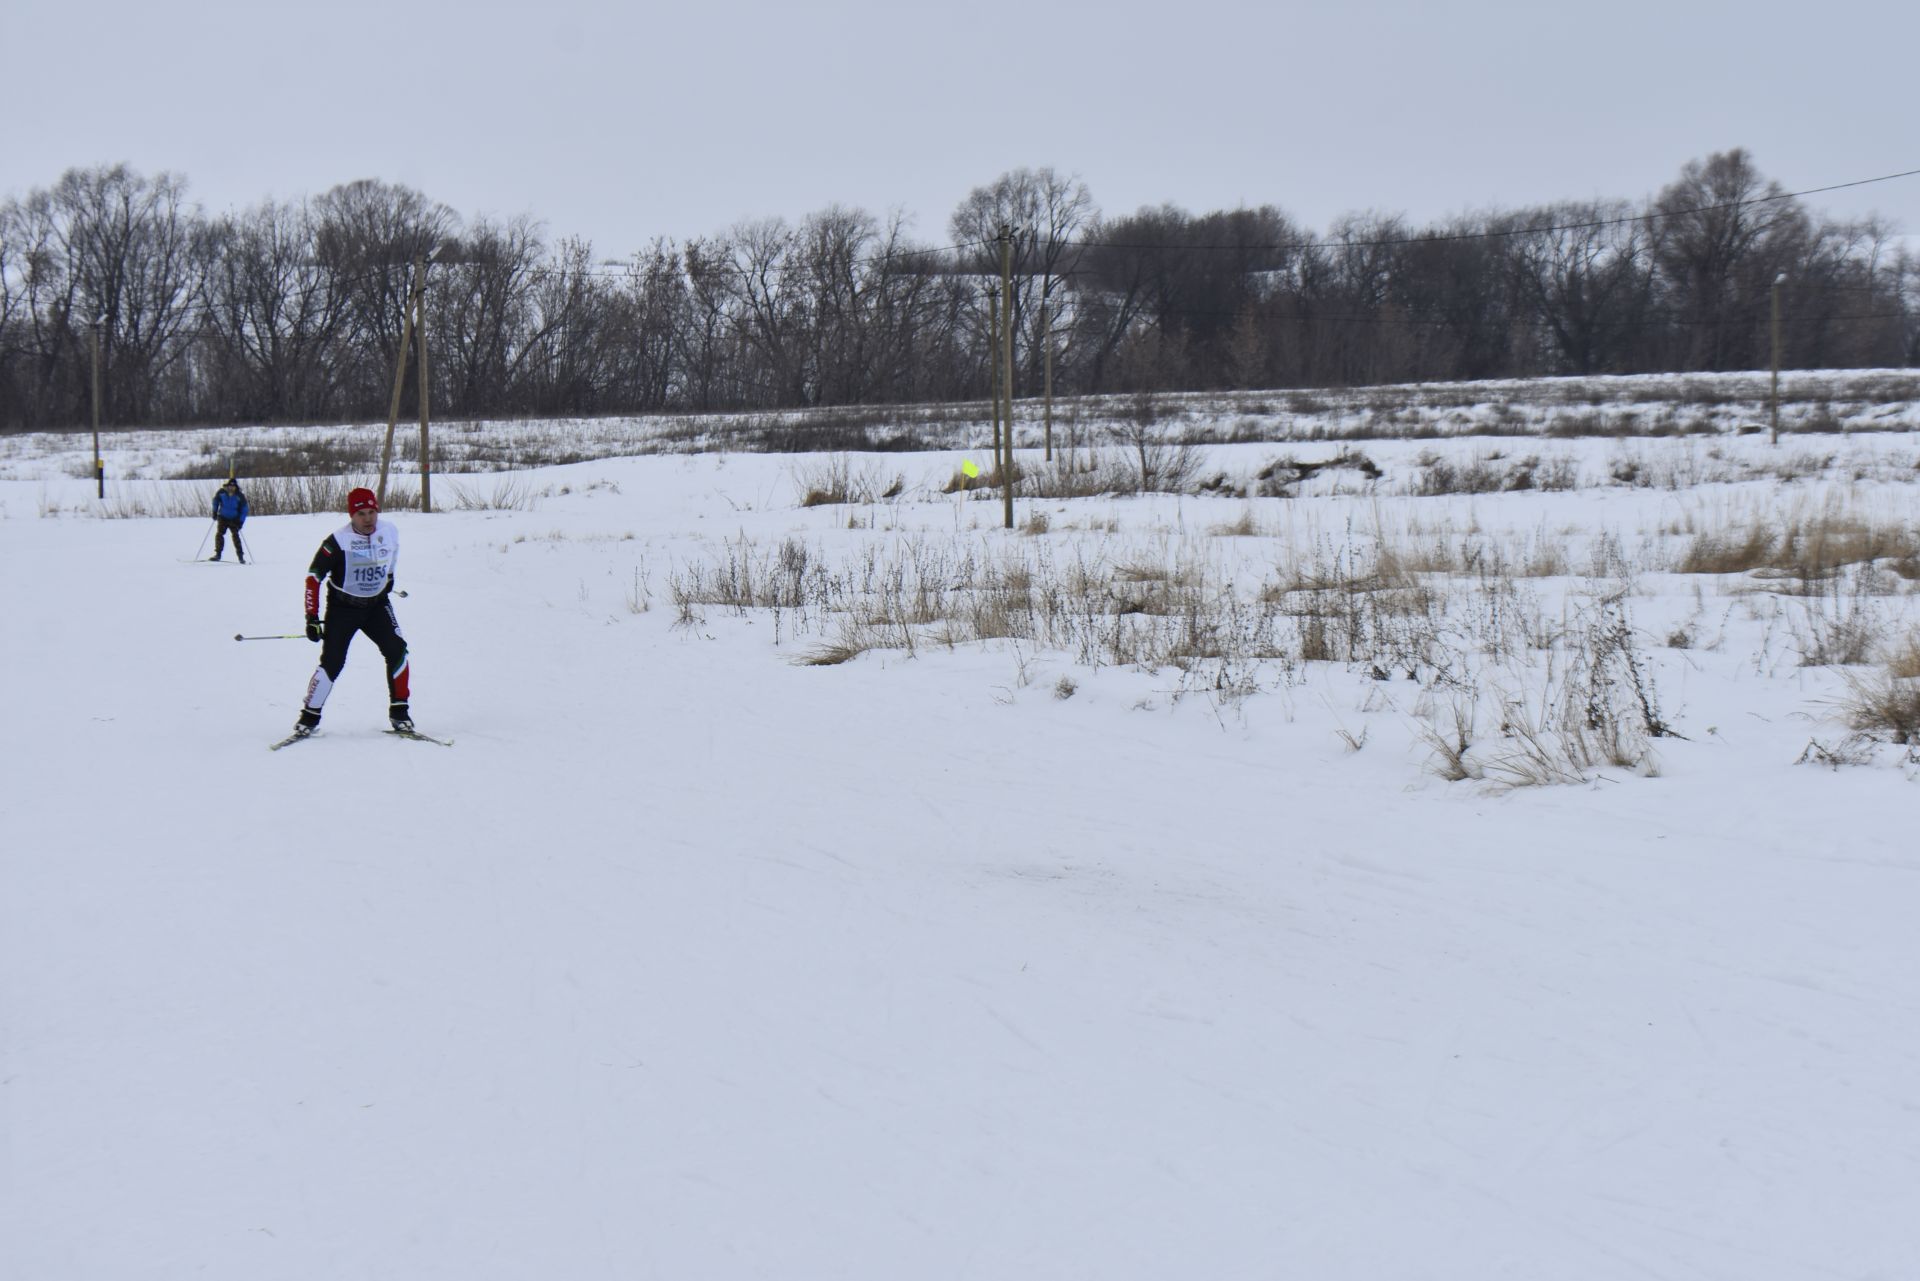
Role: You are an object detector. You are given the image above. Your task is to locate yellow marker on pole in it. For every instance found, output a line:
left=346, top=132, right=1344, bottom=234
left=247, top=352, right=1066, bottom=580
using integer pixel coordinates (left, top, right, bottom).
left=961, top=459, right=980, bottom=478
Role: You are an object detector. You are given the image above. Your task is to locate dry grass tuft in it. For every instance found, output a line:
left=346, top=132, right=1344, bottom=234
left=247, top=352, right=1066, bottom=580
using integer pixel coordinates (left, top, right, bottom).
left=793, top=454, right=904, bottom=506
left=1834, top=629, right=1920, bottom=745
left=1676, top=523, right=1779, bottom=575
left=1841, top=673, right=1920, bottom=744
left=1013, top=453, right=1136, bottom=498
left=1415, top=695, right=1481, bottom=781
left=1888, top=631, right=1920, bottom=680
left=1210, top=508, right=1261, bottom=537
left=446, top=476, right=539, bottom=511
left=797, top=639, right=868, bottom=666
left=1677, top=507, right=1918, bottom=580
left=1411, top=452, right=1525, bottom=496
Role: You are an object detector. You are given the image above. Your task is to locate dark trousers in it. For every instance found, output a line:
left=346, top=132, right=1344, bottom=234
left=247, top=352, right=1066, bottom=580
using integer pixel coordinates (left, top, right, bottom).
left=317, top=599, right=410, bottom=706
left=213, top=519, right=245, bottom=561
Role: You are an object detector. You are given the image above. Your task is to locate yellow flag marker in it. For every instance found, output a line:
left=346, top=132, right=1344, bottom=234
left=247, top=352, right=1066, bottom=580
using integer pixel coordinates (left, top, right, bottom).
left=961, top=459, right=980, bottom=478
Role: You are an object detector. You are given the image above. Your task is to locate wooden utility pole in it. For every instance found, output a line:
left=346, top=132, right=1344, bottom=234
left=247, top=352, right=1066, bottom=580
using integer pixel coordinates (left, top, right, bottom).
left=999, top=224, right=1015, bottom=530
left=377, top=253, right=429, bottom=507
left=1769, top=273, right=1785, bottom=447
left=90, top=316, right=104, bottom=498
left=415, top=271, right=432, bottom=513
left=987, top=283, right=1001, bottom=488
left=1040, top=287, right=1054, bottom=463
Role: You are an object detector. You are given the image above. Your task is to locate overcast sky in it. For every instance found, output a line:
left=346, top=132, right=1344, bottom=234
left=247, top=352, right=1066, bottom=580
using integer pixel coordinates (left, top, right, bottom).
left=5, top=0, right=1916, bottom=257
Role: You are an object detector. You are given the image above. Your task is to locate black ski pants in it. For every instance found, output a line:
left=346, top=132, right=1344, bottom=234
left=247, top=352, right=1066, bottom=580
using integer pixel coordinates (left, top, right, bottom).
left=314, top=597, right=410, bottom=705
left=214, top=518, right=245, bottom=561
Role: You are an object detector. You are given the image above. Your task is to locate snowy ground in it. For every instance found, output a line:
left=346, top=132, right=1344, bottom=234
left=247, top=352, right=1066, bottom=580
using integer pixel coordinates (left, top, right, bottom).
left=4, top=403, right=1920, bottom=1279
left=2, top=367, right=1915, bottom=484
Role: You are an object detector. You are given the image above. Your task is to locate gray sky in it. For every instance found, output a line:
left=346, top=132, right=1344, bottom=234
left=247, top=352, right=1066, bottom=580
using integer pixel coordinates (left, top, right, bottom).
left=5, top=0, right=1916, bottom=256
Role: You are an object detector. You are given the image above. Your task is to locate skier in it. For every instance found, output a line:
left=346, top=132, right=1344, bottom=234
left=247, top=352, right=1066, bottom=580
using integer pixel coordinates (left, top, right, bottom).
left=210, top=478, right=248, bottom=562
left=289, top=487, right=414, bottom=738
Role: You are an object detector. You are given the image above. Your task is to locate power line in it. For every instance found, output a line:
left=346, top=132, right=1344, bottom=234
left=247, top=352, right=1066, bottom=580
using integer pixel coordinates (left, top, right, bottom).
left=1058, top=167, right=1920, bottom=256
left=1069, top=301, right=1911, bottom=331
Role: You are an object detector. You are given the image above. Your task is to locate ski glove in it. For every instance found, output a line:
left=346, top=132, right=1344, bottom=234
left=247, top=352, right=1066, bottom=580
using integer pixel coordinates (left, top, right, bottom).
left=305, top=616, right=324, bottom=642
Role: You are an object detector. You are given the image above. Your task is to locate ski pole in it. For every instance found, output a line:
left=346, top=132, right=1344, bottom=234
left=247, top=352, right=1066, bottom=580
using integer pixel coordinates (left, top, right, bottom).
left=194, top=520, right=214, bottom=560
left=235, top=589, right=405, bottom=642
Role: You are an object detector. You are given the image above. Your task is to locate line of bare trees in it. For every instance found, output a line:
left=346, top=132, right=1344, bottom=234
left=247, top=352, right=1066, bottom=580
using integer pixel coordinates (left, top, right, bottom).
left=2, top=151, right=1914, bottom=432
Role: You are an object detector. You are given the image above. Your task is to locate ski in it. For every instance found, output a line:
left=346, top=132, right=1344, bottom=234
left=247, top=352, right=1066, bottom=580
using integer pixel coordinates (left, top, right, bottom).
left=386, top=728, right=454, bottom=747
left=270, top=728, right=452, bottom=749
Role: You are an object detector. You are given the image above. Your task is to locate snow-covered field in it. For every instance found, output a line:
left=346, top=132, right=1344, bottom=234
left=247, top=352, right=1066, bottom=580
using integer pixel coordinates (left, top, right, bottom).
left=4, top=384, right=1920, bottom=1279
left=2, top=368, right=1916, bottom=485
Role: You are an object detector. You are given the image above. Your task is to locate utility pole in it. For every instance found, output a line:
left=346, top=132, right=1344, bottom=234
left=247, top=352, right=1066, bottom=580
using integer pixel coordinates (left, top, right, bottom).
left=90, top=315, right=104, bottom=498
left=1040, top=286, right=1054, bottom=463
left=416, top=265, right=432, bottom=513
left=377, top=253, right=429, bottom=507
left=987, top=283, right=1001, bottom=490
left=1769, top=273, right=1785, bottom=447
left=999, top=224, right=1015, bottom=531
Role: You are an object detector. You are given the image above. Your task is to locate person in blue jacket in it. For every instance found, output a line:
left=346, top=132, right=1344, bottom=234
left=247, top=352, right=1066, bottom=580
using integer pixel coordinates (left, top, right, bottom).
left=211, top=478, right=248, bottom=562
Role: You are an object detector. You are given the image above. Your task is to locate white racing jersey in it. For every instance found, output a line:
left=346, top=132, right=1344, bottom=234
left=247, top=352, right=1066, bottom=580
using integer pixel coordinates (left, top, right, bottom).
left=307, top=520, right=401, bottom=604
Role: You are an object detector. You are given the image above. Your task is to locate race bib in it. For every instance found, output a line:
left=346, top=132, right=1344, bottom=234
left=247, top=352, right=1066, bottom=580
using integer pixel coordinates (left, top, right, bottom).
left=340, top=528, right=397, bottom=597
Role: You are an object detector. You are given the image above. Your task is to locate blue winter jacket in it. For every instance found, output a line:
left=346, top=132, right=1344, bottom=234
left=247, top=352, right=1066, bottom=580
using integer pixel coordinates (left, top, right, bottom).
left=212, top=488, right=248, bottom=522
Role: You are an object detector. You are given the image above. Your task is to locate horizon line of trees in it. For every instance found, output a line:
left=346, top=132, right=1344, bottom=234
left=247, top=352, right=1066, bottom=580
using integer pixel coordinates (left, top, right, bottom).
left=2, top=150, right=1915, bottom=433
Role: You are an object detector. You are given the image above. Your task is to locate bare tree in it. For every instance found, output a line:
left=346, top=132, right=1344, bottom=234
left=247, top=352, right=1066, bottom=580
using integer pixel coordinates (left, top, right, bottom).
left=430, top=214, right=545, bottom=413
left=1773, top=215, right=1911, bottom=368
left=312, top=179, right=457, bottom=413
left=728, top=217, right=809, bottom=405
left=797, top=205, right=879, bottom=404
left=604, top=238, right=690, bottom=412
left=1105, top=391, right=1201, bottom=491
left=0, top=200, right=19, bottom=349
left=521, top=236, right=614, bottom=413
left=1070, top=204, right=1183, bottom=391
left=35, top=165, right=203, bottom=422
left=678, top=236, right=738, bottom=410
left=950, top=168, right=1095, bottom=388
left=0, top=192, right=82, bottom=426
left=0, top=197, right=34, bottom=426
left=201, top=198, right=350, bottom=420
left=1510, top=201, right=1654, bottom=375
left=1650, top=149, right=1809, bottom=371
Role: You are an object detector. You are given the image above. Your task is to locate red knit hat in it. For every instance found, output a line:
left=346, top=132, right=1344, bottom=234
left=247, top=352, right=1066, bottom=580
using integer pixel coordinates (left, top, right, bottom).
left=347, top=487, right=380, bottom=514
